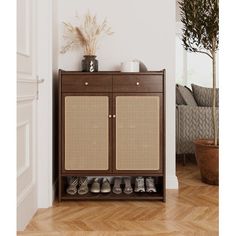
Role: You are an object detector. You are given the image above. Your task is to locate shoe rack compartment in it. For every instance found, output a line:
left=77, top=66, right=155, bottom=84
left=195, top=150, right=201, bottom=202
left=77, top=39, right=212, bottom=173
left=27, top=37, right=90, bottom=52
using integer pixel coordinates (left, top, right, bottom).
left=58, top=70, right=166, bottom=202
left=60, top=176, right=164, bottom=201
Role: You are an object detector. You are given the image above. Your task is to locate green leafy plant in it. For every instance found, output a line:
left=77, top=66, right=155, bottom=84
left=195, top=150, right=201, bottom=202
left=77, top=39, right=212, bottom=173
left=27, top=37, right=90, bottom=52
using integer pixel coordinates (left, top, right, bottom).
left=179, top=0, right=219, bottom=146
left=61, top=12, right=113, bottom=55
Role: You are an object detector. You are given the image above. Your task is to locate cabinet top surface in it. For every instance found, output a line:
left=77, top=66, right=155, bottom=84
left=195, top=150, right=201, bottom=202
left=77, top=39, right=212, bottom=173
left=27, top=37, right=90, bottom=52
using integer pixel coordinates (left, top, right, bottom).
left=59, top=70, right=165, bottom=76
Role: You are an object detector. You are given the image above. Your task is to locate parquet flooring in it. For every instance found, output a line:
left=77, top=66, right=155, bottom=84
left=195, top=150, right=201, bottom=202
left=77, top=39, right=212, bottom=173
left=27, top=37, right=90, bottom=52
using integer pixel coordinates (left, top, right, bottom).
left=18, top=157, right=218, bottom=235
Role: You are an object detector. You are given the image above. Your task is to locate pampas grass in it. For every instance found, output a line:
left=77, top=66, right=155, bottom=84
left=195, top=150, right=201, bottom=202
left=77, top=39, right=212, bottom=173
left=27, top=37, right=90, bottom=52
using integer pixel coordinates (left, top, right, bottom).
left=61, top=12, right=113, bottom=55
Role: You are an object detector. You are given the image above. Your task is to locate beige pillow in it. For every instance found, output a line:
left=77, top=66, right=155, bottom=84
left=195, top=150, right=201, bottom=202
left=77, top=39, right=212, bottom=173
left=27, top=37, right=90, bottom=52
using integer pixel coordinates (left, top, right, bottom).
left=191, top=84, right=219, bottom=107
left=176, top=85, right=186, bottom=105
left=177, top=84, right=198, bottom=106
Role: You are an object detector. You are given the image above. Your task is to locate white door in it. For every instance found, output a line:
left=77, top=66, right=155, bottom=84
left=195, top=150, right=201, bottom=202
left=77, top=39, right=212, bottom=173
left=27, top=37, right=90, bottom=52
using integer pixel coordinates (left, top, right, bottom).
left=17, top=0, right=38, bottom=230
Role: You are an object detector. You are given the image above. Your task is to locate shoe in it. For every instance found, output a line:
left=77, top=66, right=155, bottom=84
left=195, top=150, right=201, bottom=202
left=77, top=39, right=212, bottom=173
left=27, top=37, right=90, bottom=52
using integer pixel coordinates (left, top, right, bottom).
left=66, top=176, right=79, bottom=195
left=112, top=178, right=122, bottom=194
left=101, top=178, right=111, bottom=193
left=78, top=177, right=89, bottom=195
left=124, top=177, right=133, bottom=195
left=145, top=177, right=157, bottom=193
left=134, top=177, right=145, bottom=192
left=90, top=178, right=100, bottom=193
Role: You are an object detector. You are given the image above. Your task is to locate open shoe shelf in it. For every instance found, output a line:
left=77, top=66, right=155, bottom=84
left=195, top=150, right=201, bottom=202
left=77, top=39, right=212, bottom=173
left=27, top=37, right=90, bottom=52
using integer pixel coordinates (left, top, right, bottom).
left=60, top=176, right=164, bottom=201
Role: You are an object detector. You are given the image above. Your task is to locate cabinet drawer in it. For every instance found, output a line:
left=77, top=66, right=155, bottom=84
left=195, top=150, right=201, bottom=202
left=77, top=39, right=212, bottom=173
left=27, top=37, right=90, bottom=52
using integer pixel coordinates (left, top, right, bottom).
left=61, top=75, right=112, bottom=92
left=113, top=75, right=163, bottom=92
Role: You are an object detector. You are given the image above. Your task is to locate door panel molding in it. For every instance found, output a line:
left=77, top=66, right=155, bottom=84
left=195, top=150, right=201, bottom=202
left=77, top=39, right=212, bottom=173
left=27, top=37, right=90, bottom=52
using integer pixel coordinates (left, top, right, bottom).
left=17, top=101, right=36, bottom=206
left=17, top=79, right=37, bottom=84
left=17, top=121, right=30, bottom=177
left=17, top=181, right=35, bottom=207
left=17, top=0, right=31, bottom=57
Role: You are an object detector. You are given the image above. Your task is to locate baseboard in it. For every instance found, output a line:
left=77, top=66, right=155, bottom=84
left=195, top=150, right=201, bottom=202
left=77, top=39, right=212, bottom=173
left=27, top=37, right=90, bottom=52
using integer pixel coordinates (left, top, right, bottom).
left=166, top=175, right=179, bottom=189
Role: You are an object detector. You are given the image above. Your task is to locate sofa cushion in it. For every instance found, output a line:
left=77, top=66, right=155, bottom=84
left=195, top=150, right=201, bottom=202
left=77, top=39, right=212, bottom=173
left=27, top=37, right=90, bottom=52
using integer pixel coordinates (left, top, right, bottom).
left=176, top=84, right=198, bottom=106
left=191, top=84, right=219, bottom=107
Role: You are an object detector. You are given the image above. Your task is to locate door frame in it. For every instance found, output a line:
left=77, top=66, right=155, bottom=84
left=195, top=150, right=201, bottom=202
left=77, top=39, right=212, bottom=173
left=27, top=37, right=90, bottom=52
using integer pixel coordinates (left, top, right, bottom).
left=36, top=0, right=54, bottom=208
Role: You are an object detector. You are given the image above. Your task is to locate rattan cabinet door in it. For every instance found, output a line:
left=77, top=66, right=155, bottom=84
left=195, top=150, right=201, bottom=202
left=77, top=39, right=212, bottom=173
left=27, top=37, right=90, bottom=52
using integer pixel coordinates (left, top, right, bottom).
left=63, top=94, right=111, bottom=172
left=114, top=94, right=162, bottom=173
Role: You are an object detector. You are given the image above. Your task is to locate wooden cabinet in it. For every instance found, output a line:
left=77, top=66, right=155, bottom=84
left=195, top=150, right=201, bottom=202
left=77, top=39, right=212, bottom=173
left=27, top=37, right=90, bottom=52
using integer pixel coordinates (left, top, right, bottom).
left=58, top=70, right=166, bottom=201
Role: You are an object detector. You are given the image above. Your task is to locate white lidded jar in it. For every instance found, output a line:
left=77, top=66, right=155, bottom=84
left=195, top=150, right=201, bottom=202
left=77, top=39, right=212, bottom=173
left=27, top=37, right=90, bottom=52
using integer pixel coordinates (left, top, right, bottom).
left=120, top=60, right=140, bottom=72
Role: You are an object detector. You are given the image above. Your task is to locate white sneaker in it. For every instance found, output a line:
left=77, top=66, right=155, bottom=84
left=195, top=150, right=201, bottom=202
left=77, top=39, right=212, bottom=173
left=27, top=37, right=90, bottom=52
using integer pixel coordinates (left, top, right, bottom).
left=90, top=178, right=100, bottom=193
left=101, top=178, right=111, bottom=193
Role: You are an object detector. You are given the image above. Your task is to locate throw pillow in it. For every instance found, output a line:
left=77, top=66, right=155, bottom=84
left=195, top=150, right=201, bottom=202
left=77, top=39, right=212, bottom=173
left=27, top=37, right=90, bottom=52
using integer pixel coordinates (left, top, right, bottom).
left=191, top=84, right=219, bottom=107
left=176, top=85, right=186, bottom=105
left=177, top=84, right=198, bottom=106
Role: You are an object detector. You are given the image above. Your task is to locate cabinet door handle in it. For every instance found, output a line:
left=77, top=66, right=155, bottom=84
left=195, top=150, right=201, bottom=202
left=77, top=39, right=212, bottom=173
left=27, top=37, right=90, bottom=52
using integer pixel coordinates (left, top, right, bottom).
left=84, top=82, right=89, bottom=86
left=136, top=82, right=140, bottom=86
left=109, top=115, right=112, bottom=118
left=113, top=115, right=116, bottom=118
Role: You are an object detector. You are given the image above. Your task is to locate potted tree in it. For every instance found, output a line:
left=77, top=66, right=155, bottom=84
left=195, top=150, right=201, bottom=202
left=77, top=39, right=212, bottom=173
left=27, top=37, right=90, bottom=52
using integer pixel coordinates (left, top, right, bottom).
left=179, top=0, right=219, bottom=185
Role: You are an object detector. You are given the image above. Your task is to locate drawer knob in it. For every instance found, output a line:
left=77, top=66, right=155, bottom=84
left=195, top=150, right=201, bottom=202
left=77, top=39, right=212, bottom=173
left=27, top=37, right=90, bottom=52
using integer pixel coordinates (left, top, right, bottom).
left=84, top=82, right=89, bottom=86
left=136, top=82, right=140, bottom=86
left=113, top=115, right=116, bottom=118
left=108, top=115, right=112, bottom=118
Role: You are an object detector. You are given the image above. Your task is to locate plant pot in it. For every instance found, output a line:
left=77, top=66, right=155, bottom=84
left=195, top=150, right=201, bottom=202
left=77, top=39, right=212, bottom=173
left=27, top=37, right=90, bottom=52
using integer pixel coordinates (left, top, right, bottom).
left=82, top=55, right=98, bottom=72
left=193, top=139, right=219, bottom=185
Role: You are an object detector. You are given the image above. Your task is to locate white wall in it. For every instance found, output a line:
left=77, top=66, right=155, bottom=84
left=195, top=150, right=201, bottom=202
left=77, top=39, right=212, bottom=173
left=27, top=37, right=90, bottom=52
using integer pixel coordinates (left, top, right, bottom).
left=57, top=0, right=178, bottom=188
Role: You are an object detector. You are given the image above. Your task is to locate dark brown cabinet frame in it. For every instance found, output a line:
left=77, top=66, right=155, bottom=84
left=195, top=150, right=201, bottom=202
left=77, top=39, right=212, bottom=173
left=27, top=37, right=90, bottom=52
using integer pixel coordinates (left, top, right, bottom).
left=58, top=70, right=166, bottom=202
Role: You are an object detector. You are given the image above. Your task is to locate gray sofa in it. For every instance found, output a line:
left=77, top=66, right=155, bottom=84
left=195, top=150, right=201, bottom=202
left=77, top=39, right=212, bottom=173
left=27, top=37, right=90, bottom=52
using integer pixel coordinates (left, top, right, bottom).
left=176, top=84, right=219, bottom=155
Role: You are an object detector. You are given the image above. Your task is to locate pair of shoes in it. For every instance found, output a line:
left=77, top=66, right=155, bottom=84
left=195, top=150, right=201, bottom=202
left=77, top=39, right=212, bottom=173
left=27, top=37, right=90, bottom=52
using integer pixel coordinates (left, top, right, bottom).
left=91, top=178, right=111, bottom=193
left=112, top=177, right=133, bottom=195
left=134, top=177, right=157, bottom=193
left=66, top=176, right=89, bottom=195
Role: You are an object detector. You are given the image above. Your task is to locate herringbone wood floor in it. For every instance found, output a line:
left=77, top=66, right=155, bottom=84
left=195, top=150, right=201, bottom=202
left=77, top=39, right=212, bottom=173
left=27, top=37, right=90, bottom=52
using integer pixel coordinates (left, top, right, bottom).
left=18, top=157, right=218, bottom=236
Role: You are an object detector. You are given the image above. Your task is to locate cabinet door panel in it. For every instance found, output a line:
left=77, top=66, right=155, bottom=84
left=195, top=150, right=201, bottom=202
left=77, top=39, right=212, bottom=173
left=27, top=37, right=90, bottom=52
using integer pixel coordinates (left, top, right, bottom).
left=114, top=94, right=162, bottom=172
left=63, top=94, right=111, bottom=172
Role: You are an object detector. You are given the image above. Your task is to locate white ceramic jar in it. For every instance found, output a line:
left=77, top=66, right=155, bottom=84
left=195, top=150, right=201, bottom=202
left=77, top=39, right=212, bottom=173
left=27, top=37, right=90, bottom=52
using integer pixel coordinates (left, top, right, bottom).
left=120, top=60, right=140, bottom=72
